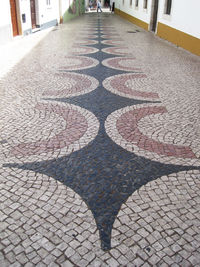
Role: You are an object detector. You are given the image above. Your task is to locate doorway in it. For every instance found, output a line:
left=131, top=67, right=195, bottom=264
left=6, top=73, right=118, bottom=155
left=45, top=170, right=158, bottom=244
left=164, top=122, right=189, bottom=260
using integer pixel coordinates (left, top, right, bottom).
left=30, top=0, right=37, bottom=29
left=150, top=0, right=159, bottom=32
left=10, top=0, right=19, bottom=36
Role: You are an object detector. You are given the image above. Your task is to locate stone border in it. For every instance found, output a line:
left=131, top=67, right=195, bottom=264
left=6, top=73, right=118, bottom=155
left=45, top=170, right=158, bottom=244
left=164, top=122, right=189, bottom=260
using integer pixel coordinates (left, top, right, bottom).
left=74, top=40, right=98, bottom=46
left=103, top=73, right=159, bottom=101
left=102, top=57, right=141, bottom=72
left=101, top=40, right=124, bottom=46
left=101, top=46, right=132, bottom=56
left=105, top=103, right=200, bottom=166
left=3, top=101, right=100, bottom=163
left=59, top=56, right=99, bottom=71
left=42, top=72, right=99, bottom=98
left=71, top=46, right=99, bottom=55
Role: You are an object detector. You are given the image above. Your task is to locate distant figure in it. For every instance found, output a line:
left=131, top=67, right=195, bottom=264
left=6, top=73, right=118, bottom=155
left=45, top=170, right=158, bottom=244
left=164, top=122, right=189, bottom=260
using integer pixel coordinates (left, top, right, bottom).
left=89, top=0, right=92, bottom=10
left=97, top=0, right=102, bottom=12
left=110, top=0, right=115, bottom=12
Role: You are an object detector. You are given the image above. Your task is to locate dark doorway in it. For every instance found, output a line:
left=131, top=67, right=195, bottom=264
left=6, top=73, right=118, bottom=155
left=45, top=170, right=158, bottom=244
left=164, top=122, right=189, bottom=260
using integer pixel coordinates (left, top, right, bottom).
left=150, top=0, right=159, bottom=32
left=30, top=0, right=37, bottom=29
left=10, top=0, right=19, bottom=36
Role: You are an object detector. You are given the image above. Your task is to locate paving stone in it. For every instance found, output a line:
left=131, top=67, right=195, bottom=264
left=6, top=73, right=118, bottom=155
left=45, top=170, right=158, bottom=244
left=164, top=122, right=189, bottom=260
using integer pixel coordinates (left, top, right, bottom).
left=0, top=10, right=200, bottom=267
left=106, top=257, right=119, bottom=267
left=43, top=254, right=57, bottom=265
left=24, top=263, right=34, bottom=267
left=61, top=261, right=74, bottom=267
left=132, top=257, right=144, bottom=266
left=83, top=251, right=95, bottom=262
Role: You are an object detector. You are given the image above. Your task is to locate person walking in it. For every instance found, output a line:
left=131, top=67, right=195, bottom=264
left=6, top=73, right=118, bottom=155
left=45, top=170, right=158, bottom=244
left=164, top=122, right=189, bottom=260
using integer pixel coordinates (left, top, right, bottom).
left=97, top=0, right=102, bottom=12
left=110, top=0, right=115, bottom=12
left=89, top=0, right=92, bottom=10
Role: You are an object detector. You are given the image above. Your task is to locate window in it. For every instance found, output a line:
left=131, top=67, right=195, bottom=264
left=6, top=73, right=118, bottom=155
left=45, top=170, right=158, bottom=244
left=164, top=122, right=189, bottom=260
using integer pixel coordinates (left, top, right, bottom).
left=135, top=0, right=139, bottom=7
left=143, top=0, right=147, bottom=9
left=130, top=0, right=132, bottom=6
left=165, top=0, right=172, bottom=15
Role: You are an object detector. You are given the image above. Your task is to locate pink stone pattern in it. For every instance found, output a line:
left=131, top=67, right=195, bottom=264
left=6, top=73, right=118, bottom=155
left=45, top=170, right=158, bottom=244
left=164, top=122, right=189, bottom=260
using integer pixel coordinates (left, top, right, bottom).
left=11, top=103, right=88, bottom=157
left=100, top=26, right=115, bottom=29
left=117, top=106, right=196, bottom=159
left=78, top=34, right=98, bottom=39
left=79, top=31, right=98, bottom=34
left=103, top=73, right=159, bottom=100
left=100, top=31, right=118, bottom=35
left=59, top=56, right=99, bottom=71
left=101, top=35, right=122, bottom=40
left=74, top=40, right=98, bottom=46
left=102, top=57, right=141, bottom=72
left=102, top=47, right=132, bottom=56
left=71, top=46, right=99, bottom=55
left=42, top=72, right=99, bottom=98
left=101, top=40, right=124, bottom=46
left=82, top=26, right=99, bottom=30
left=100, top=30, right=118, bottom=33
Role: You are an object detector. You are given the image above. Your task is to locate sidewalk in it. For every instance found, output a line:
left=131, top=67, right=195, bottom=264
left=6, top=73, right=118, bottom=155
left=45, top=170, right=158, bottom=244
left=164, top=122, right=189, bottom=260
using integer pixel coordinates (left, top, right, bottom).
left=0, top=12, right=200, bottom=266
left=0, top=27, right=53, bottom=80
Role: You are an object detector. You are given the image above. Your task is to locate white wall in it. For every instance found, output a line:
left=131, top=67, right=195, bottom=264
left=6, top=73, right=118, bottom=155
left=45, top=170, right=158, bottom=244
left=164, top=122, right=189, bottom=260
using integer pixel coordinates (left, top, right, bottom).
left=115, top=0, right=152, bottom=24
left=19, top=0, right=32, bottom=32
left=115, top=0, right=200, bottom=39
left=36, top=0, right=60, bottom=26
left=0, top=0, right=12, bottom=44
left=0, top=0, right=11, bottom=27
left=157, top=0, right=200, bottom=38
left=60, top=0, right=71, bottom=15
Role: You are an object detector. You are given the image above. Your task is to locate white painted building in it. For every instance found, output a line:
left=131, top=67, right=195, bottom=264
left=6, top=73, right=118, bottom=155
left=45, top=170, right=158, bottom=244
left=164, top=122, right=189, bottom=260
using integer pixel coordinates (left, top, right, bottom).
left=0, top=0, right=72, bottom=46
left=115, top=0, right=200, bottom=56
left=34, top=0, right=60, bottom=30
left=0, top=0, right=13, bottom=44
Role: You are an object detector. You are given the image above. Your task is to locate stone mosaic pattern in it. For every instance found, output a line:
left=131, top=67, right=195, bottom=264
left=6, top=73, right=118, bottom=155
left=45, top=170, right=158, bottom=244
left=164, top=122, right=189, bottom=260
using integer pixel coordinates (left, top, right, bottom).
left=59, top=56, right=99, bottom=71
left=102, top=57, right=141, bottom=72
left=1, top=11, right=200, bottom=266
left=103, top=73, right=159, bottom=100
left=101, top=39, right=124, bottom=46
left=78, top=34, right=99, bottom=39
left=102, top=46, right=132, bottom=56
left=71, top=46, right=99, bottom=55
left=105, top=103, right=199, bottom=166
left=74, top=39, right=98, bottom=46
left=101, top=35, right=121, bottom=40
left=42, top=72, right=99, bottom=98
left=1, top=101, right=99, bottom=163
left=113, top=170, right=200, bottom=266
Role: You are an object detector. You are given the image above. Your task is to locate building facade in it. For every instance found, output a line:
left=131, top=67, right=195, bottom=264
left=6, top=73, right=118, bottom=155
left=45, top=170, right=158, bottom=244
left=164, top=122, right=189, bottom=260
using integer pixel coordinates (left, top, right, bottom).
left=115, top=0, right=200, bottom=56
left=0, top=0, right=85, bottom=46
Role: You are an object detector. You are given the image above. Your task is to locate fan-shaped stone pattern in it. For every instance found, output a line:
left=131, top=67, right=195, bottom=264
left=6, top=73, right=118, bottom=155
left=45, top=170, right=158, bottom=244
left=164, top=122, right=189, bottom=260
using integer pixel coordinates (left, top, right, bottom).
left=101, top=35, right=122, bottom=40
left=102, top=46, right=132, bottom=56
left=74, top=39, right=98, bottom=46
left=59, top=56, right=99, bottom=71
left=71, top=46, right=99, bottom=55
left=113, top=170, right=200, bottom=266
left=101, top=39, right=124, bottom=46
left=103, top=73, right=159, bottom=100
left=78, top=34, right=99, bottom=39
left=1, top=11, right=200, bottom=267
left=2, top=101, right=99, bottom=163
left=105, top=103, right=199, bottom=166
left=100, top=26, right=115, bottom=30
left=79, top=30, right=98, bottom=34
left=42, top=72, right=99, bottom=98
left=102, top=57, right=141, bottom=72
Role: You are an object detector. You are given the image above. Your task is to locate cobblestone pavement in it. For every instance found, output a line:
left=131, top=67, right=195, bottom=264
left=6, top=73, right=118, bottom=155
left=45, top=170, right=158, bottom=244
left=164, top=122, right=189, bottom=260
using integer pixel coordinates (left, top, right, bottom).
left=1, top=12, right=200, bottom=266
